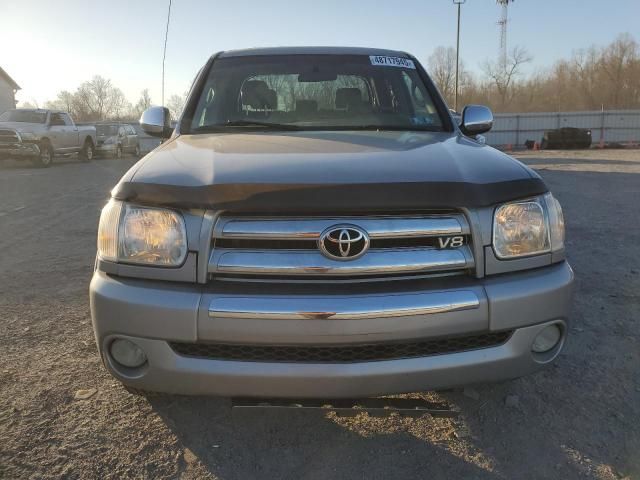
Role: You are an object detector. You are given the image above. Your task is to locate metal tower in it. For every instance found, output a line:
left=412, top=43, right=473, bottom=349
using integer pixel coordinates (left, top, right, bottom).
left=497, top=0, right=513, bottom=68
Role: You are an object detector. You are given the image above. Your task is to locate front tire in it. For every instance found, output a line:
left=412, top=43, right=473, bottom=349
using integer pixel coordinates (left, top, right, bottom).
left=33, top=140, right=53, bottom=168
left=80, top=139, right=94, bottom=162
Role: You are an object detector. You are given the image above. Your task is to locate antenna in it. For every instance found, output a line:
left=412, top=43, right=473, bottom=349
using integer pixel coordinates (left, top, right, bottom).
left=162, top=0, right=172, bottom=107
left=453, top=0, right=466, bottom=112
left=497, top=0, right=513, bottom=69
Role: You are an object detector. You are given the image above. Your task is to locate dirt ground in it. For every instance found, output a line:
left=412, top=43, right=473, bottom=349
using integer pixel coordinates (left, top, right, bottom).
left=0, top=149, right=639, bottom=479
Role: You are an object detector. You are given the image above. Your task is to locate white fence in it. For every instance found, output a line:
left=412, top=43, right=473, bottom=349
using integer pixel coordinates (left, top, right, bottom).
left=484, top=110, right=640, bottom=147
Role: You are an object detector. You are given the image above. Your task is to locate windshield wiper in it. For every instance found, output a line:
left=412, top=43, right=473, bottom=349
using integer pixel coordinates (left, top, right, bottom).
left=193, top=120, right=302, bottom=132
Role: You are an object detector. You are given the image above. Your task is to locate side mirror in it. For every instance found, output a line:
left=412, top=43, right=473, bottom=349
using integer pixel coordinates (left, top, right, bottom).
left=460, top=105, right=493, bottom=136
left=140, top=106, right=173, bottom=138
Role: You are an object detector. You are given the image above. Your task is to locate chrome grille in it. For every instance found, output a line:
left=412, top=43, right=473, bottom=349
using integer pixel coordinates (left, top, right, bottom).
left=209, top=214, right=474, bottom=280
left=0, top=129, right=20, bottom=144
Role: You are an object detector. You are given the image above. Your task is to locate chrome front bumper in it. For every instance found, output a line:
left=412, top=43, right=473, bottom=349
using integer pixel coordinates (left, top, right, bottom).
left=0, top=142, right=40, bottom=159
left=90, top=262, right=574, bottom=398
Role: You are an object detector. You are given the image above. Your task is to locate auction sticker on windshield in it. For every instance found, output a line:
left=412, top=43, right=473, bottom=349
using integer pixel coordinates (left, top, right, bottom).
left=369, top=55, right=416, bottom=69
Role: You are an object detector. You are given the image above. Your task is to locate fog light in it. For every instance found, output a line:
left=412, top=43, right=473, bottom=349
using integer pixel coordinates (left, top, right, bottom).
left=110, top=338, right=147, bottom=368
left=532, top=325, right=562, bottom=353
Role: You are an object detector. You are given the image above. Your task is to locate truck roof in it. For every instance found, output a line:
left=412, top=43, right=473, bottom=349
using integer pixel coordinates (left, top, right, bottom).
left=217, top=46, right=411, bottom=59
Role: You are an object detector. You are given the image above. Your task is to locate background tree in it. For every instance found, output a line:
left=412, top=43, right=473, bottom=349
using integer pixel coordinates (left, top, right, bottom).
left=600, top=33, right=639, bottom=108
left=133, top=89, right=153, bottom=118
left=44, top=91, right=73, bottom=113
left=166, top=92, right=187, bottom=120
left=481, top=46, right=532, bottom=109
left=428, top=46, right=465, bottom=105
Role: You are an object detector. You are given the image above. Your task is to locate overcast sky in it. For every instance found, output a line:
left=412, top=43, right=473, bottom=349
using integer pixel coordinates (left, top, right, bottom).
left=2, top=0, right=639, bottom=107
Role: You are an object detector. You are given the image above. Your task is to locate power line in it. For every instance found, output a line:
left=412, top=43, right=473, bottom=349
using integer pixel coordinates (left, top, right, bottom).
left=162, top=0, right=172, bottom=107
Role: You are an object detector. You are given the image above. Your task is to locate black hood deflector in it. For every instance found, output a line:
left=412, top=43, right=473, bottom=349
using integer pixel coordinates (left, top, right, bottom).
left=112, top=131, right=547, bottom=212
left=113, top=179, right=546, bottom=212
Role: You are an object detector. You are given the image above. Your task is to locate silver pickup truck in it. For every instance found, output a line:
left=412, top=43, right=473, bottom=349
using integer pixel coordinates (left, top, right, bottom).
left=0, top=109, right=96, bottom=167
left=91, top=47, right=573, bottom=399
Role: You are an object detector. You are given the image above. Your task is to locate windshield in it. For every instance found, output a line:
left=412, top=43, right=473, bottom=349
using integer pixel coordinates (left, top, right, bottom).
left=187, top=54, right=445, bottom=133
left=0, top=110, right=47, bottom=123
left=96, top=125, right=118, bottom=136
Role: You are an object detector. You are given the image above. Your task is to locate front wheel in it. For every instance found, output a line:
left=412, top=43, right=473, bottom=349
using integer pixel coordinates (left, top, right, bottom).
left=80, top=139, right=94, bottom=162
left=33, top=140, right=53, bottom=168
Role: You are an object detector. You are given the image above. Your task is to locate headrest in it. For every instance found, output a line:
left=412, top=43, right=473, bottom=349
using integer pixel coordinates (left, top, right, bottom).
left=335, top=88, right=362, bottom=108
left=242, top=80, right=276, bottom=109
left=296, top=100, right=318, bottom=114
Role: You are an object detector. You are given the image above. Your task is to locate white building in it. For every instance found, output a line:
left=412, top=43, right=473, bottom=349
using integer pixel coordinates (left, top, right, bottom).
left=0, top=67, right=20, bottom=114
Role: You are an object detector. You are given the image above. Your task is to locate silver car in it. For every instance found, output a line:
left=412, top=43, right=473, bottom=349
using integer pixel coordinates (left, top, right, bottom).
left=90, top=47, right=573, bottom=398
left=95, top=123, right=140, bottom=158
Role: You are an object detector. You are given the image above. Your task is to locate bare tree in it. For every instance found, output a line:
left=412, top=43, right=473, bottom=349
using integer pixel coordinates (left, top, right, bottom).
left=133, top=89, right=153, bottom=118
left=108, top=88, right=130, bottom=119
left=600, top=33, right=639, bottom=108
left=74, top=76, right=112, bottom=120
left=428, top=46, right=458, bottom=104
left=166, top=92, right=187, bottom=120
left=482, top=46, right=532, bottom=108
left=58, top=91, right=74, bottom=113
left=42, top=90, right=80, bottom=118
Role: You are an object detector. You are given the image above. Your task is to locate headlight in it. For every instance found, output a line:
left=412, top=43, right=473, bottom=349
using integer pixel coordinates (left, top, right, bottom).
left=97, top=200, right=187, bottom=266
left=493, top=194, right=565, bottom=259
left=19, top=132, right=37, bottom=141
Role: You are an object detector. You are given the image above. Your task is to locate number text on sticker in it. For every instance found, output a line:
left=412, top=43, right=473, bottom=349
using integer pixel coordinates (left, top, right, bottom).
left=369, top=56, right=416, bottom=69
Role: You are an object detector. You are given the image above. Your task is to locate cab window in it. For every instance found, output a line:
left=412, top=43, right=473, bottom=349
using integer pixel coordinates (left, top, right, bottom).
left=50, top=113, right=66, bottom=126
left=60, top=113, right=73, bottom=126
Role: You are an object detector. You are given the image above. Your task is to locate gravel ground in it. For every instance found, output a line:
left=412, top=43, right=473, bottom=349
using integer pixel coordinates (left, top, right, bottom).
left=1, top=150, right=639, bottom=479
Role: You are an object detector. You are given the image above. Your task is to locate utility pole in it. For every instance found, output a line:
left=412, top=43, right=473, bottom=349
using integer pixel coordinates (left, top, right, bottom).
left=453, top=0, right=465, bottom=112
left=162, top=0, right=172, bottom=107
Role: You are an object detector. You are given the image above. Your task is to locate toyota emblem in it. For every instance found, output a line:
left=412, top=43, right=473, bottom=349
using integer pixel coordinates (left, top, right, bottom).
left=318, top=225, right=370, bottom=261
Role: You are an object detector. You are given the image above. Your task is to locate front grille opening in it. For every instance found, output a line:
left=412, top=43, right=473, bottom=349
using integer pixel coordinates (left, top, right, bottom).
left=209, top=269, right=469, bottom=284
left=215, top=235, right=470, bottom=251
left=0, top=130, right=20, bottom=144
left=169, top=331, right=512, bottom=363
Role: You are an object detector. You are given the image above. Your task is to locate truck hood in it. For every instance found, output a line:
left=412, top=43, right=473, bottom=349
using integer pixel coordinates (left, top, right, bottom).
left=113, top=131, right=546, bottom=212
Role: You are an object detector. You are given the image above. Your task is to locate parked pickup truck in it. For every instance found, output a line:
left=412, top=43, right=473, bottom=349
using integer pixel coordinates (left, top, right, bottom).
left=0, top=109, right=96, bottom=167
left=91, top=47, right=573, bottom=398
